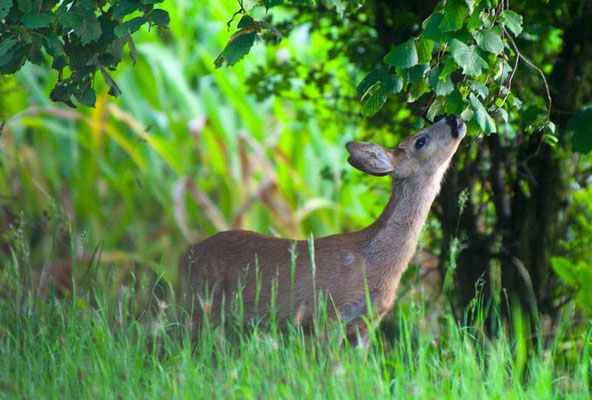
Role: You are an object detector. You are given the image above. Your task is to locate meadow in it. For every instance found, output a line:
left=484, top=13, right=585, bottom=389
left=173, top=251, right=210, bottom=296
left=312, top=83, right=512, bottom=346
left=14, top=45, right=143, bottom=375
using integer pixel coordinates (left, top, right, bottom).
left=2, top=253, right=591, bottom=399
left=1, top=0, right=592, bottom=398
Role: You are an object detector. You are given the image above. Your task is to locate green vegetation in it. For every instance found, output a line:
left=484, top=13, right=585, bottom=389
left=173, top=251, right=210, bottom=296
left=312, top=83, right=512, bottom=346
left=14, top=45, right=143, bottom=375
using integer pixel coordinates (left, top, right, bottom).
left=1, top=0, right=592, bottom=397
left=0, top=0, right=170, bottom=106
left=2, top=254, right=591, bottom=399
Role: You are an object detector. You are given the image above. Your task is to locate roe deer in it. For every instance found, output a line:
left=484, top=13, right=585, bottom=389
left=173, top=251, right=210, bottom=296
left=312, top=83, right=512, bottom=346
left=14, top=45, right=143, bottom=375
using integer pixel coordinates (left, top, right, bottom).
left=179, top=115, right=466, bottom=345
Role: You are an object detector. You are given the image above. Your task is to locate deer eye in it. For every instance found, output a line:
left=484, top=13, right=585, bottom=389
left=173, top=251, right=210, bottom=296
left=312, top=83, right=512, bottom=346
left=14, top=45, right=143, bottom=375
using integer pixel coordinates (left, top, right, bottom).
left=415, top=136, right=427, bottom=150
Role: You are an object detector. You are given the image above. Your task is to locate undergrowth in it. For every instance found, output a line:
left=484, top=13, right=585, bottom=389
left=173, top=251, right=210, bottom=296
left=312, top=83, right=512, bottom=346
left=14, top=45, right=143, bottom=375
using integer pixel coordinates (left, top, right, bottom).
left=1, top=253, right=591, bottom=399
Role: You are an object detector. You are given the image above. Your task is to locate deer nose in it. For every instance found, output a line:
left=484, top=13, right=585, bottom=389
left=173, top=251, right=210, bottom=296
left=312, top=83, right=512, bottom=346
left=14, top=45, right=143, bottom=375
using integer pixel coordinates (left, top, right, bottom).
left=445, top=115, right=463, bottom=130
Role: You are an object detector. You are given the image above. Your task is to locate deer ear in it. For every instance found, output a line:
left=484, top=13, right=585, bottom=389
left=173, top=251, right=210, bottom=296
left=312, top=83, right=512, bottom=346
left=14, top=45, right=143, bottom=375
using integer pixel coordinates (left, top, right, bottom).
left=345, top=142, right=397, bottom=176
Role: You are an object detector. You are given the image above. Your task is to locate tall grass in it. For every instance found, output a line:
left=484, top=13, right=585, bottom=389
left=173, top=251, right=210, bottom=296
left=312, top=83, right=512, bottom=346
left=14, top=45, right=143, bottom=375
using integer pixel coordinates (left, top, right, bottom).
left=2, top=252, right=591, bottom=399
left=2, top=220, right=591, bottom=399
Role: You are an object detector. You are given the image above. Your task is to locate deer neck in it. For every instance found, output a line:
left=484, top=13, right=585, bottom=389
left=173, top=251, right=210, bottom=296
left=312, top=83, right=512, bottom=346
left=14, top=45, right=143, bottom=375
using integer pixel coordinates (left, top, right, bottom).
left=361, top=168, right=447, bottom=280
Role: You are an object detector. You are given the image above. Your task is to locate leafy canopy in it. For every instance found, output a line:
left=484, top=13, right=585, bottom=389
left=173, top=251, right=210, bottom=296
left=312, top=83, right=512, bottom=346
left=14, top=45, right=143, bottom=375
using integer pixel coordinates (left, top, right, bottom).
left=0, top=0, right=169, bottom=107
left=215, top=0, right=557, bottom=139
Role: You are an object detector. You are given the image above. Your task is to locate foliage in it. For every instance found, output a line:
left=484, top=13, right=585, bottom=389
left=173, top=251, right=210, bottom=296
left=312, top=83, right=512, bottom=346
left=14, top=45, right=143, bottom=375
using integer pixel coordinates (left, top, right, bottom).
left=0, top=0, right=169, bottom=107
left=216, top=0, right=554, bottom=138
left=551, top=257, right=592, bottom=317
left=552, top=184, right=592, bottom=317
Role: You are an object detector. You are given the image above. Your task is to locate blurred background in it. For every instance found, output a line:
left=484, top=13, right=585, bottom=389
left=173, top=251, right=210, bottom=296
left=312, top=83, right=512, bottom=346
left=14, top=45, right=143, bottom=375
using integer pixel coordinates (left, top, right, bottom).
left=1, top=0, right=591, bottom=334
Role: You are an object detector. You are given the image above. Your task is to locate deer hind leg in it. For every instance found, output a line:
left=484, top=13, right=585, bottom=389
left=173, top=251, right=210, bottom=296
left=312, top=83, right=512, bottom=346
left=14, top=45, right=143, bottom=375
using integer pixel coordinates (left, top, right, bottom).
left=182, top=262, right=224, bottom=337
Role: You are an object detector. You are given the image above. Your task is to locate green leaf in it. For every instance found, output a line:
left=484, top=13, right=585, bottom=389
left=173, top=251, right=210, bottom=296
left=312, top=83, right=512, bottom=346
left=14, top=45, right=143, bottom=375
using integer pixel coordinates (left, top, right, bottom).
left=445, top=89, right=466, bottom=115
left=384, top=39, right=418, bottom=69
left=439, top=0, right=469, bottom=33
left=473, top=28, right=503, bottom=55
left=468, top=1, right=496, bottom=32
left=12, top=25, right=32, bottom=43
left=360, top=74, right=401, bottom=116
left=27, top=37, right=44, bottom=65
left=469, top=81, right=488, bottom=99
left=464, top=0, right=477, bottom=13
left=16, top=0, right=33, bottom=13
left=392, top=75, right=403, bottom=93
left=146, top=9, right=169, bottom=26
left=552, top=257, right=592, bottom=315
left=427, top=97, right=446, bottom=121
left=568, top=108, right=592, bottom=154
left=59, top=8, right=102, bottom=45
left=441, top=29, right=473, bottom=45
left=41, top=32, right=65, bottom=58
left=422, top=13, right=443, bottom=42
left=416, top=37, right=434, bottom=63
left=50, top=83, right=73, bottom=106
left=449, top=39, right=488, bottom=77
left=126, top=34, right=138, bottom=64
left=111, top=0, right=141, bottom=19
left=214, top=30, right=257, bottom=68
left=551, top=257, right=580, bottom=286
left=408, top=64, right=429, bottom=84
left=22, top=12, right=55, bottom=28
left=101, top=69, right=122, bottom=97
left=114, top=16, right=148, bottom=37
left=428, top=67, right=454, bottom=96
left=381, top=73, right=403, bottom=94
left=0, top=40, right=27, bottom=73
left=237, top=15, right=255, bottom=28
left=356, top=67, right=388, bottom=99
left=0, top=0, right=12, bottom=20
left=501, top=10, right=523, bottom=37
left=469, top=93, right=496, bottom=134
left=75, top=80, right=96, bottom=107
left=408, top=79, right=430, bottom=102
left=263, top=0, right=284, bottom=10
left=543, top=133, right=559, bottom=148
left=361, top=89, right=387, bottom=117
left=0, top=36, right=18, bottom=63
left=440, top=56, right=457, bottom=79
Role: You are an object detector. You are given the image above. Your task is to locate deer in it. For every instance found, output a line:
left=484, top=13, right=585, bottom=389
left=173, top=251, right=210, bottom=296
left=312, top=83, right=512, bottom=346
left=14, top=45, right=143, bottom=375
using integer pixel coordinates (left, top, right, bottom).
left=178, top=115, right=466, bottom=346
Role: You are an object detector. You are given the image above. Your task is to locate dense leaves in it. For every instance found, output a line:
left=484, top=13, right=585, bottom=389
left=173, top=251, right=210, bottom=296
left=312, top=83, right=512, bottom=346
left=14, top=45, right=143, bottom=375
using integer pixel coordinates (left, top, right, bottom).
left=0, top=0, right=169, bottom=107
left=215, top=0, right=546, bottom=140
left=353, top=0, right=529, bottom=131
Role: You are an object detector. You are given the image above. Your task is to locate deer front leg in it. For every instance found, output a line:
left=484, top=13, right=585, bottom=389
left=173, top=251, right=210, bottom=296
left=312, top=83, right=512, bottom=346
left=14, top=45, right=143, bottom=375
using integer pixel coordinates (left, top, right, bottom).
left=346, top=319, right=370, bottom=349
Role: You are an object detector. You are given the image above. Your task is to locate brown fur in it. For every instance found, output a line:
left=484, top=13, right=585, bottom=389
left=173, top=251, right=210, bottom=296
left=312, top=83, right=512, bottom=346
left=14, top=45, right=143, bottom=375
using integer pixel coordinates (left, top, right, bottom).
left=179, top=116, right=466, bottom=342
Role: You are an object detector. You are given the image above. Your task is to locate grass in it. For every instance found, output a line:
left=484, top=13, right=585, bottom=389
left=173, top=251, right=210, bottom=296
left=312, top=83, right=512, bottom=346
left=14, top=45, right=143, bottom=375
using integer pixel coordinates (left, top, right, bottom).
left=1, top=249, right=591, bottom=399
